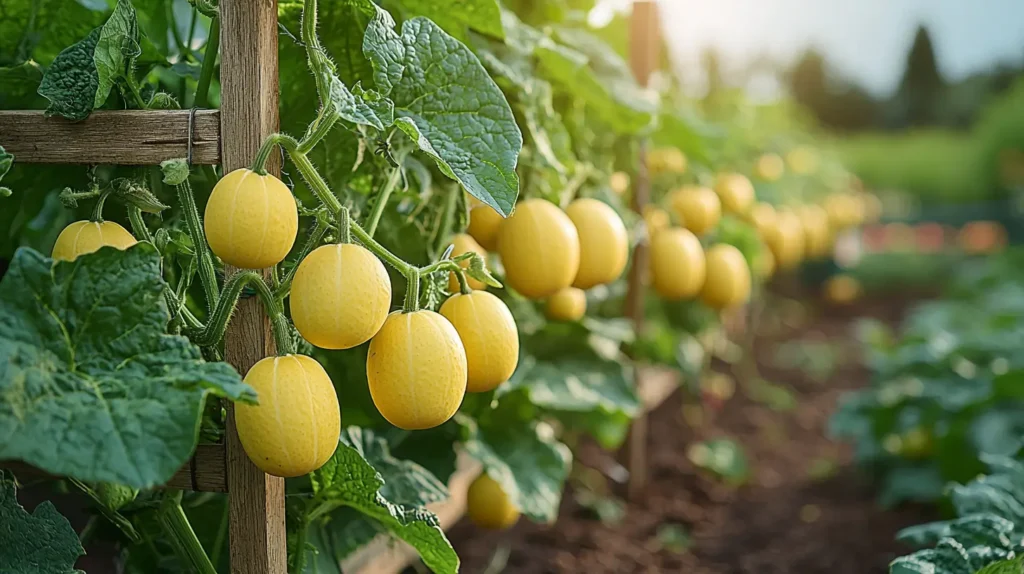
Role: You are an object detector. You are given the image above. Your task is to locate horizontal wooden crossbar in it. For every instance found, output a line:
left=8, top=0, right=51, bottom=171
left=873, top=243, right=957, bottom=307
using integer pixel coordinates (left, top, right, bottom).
left=0, top=110, right=221, bottom=165
left=1, top=443, right=227, bottom=492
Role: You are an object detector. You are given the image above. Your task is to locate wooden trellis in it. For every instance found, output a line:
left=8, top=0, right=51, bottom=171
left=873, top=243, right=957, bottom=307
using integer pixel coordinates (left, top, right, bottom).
left=0, top=1, right=285, bottom=572
left=0, top=1, right=670, bottom=573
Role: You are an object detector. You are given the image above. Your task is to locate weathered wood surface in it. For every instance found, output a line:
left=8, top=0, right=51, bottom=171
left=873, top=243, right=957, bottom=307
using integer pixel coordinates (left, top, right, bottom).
left=0, top=110, right=221, bottom=164
left=219, top=0, right=287, bottom=573
left=624, top=0, right=662, bottom=502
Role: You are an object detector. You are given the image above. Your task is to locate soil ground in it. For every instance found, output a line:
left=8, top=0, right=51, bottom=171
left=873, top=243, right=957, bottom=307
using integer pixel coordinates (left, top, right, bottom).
left=444, top=295, right=937, bottom=574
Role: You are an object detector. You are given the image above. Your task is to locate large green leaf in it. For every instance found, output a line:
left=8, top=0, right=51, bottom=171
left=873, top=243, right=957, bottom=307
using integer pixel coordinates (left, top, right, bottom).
left=499, top=356, right=640, bottom=419
left=0, top=470, right=84, bottom=574
left=462, top=415, right=572, bottom=523
left=38, top=0, right=141, bottom=120
left=0, top=245, right=254, bottom=488
left=364, top=10, right=522, bottom=216
left=304, top=427, right=457, bottom=574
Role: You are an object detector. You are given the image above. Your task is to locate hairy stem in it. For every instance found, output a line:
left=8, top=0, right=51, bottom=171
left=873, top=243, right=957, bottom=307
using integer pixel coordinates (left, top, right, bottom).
left=402, top=269, right=421, bottom=313
left=365, top=165, right=403, bottom=238
left=157, top=492, right=217, bottom=574
left=126, top=205, right=152, bottom=243
left=91, top=189, right=112, bottom=222
left=290, top=517, right=310, bottom=573
left=174, top=176, right=220, bottom=309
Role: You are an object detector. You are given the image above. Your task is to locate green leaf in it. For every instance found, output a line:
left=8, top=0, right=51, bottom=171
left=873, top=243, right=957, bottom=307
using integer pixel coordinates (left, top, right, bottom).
left=38, top=0, right=142, bottom=120
left=0, top=146, right=12, bottom=184
left=687, top=439, right=750, bottom=485
left=160, top=158, right=191, bottom=186
left=364, top=12, right=522, bottom=216
left=0, top=245, right=254, bottom=488
left=0, top=61, right=46, bottom=109
left=977, top=557, right=1024, bottom=574
left=500, top=356, right=641, bottom=419
left=306, top=427, right=458, bottom=574
left=393, top=0, right=504, bottom=40
left=0, top=470, right=84, bottom=574
left=462, top=416, right=572, bottom=523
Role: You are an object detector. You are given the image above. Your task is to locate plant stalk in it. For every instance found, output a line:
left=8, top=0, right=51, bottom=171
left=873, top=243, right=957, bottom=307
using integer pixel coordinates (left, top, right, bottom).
left=173, top=176, right=220, bottom=308
left=194, top=17, right=219, bottom=108
left=157, top=491, right=217, bottom=574
left=365, top=165, right=403, bottom=238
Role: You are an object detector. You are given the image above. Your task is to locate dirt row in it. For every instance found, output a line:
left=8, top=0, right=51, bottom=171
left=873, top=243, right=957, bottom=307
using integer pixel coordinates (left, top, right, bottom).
left=445, top=297, right=935, bottom=574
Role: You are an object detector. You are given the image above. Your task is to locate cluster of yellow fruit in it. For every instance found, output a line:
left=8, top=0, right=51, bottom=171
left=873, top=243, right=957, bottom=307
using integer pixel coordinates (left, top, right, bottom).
left=641, top=170, right=879, bottom=304
left=463, top=196, right=629, bottom=323
left=50, top=168, right=635, bottom=479
left=644, top=173, right=756, bottom=310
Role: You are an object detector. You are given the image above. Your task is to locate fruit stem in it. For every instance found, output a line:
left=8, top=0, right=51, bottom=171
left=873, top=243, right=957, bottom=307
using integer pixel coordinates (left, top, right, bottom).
left=364, top=165, right=403, bottom=238
left=90, top=189, right=112, bottom=222
left=402, top=269, right=421, bottom=313
left=337, top=205, right=351, bottom=244
left=348, top=217, right=413, bottom=275
left=174, top=175, right=220, bottom=310
left=251, top=133, right=298, bottom=175
left=156, top=491, right=218, bottom=574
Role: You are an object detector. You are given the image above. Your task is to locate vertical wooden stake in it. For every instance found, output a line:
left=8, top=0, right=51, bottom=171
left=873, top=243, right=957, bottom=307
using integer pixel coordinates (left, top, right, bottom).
left=624, top=0, right=660, bottom=502
left=219, top=1, right=287, bottom=573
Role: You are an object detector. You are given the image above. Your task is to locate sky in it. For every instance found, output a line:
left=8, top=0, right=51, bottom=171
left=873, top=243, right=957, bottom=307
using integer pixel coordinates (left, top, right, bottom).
left=593, top=0, right=1024, bottom=97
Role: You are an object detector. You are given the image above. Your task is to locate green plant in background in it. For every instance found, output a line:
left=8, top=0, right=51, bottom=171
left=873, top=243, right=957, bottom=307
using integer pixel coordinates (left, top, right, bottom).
left=832, top=252, right=1024, bottom=507
left=890, top=454, right=1024, bottom=574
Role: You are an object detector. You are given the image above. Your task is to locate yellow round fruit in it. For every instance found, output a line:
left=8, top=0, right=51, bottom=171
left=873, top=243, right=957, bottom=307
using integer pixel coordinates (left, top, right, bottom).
left=609, top=171, right=630, bottom=195
left=648, top=147, right=687, bottom=175
left=446, top=233, right=488, bottom=292
left=367, top=310, right=467, bottom=430
left=52, top=220, right=137, bottom=261
left=714, top=173, right=756, bottom=215
left=289, top=243, right=392, bottom=350
left=700, top=244, right=751, bottom=309
left=755, top=153, right=785, bottom=182
left=650, top=227, right=706, bottom=300
left=823, top=193, right=850, bottom=230
left=669, top=186, right=721, bottom=236
left=467, top=204, right=503, bottom=252
left=439, top=291, right=519, bottom=393
left=204, top=168, right=298, bottom=269
left=466, top=473, right=519, bottom=530
left=235, top=354, right=341, bottom=477
left=546, top=287, right=587, bottom=322
left=766, top=210, right=805, bottom=269
left=824, top=274, right=861, bottom=305
left=497, top=199, right=580, bottom=299
left=643, top=205, right=670, bottom=236
left=748, top=202, right=777, bottom=239
left=566, top=198, right=628, bottom=289
left=786, top=146, right=818, bottom=175
left=798, top=205, right=832, bottom=259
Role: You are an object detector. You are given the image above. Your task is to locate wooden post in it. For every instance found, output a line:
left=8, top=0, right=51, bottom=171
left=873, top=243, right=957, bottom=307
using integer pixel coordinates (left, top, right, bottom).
left=219, top=1, right=287, bottom=573
left=624, top=0, right=660, bottom=502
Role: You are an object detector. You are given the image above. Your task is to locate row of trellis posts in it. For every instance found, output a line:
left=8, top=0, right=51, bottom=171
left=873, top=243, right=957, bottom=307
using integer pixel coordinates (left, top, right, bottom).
left=0, top=1, right=667, bottom=572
